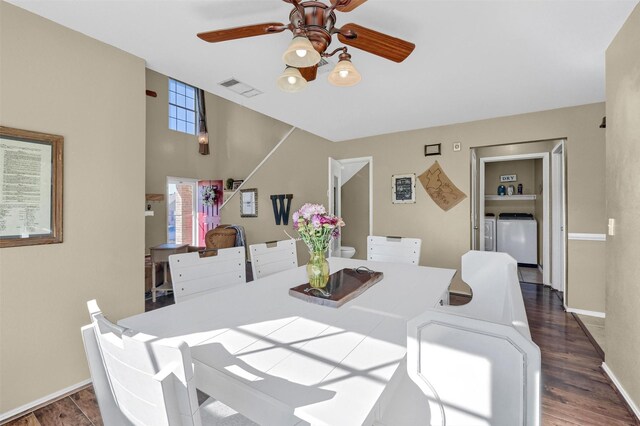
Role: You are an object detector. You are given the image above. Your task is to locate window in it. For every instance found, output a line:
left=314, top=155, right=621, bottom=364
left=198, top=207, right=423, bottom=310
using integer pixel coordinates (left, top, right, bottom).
left=167, top=177, right=197, bottom=245
left=168, top=79, right=197, bottom=135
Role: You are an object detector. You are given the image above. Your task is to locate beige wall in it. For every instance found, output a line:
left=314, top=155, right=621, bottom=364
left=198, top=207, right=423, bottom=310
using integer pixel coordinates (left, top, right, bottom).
left=330, top=105, right=605, bottom=308
left=605, top=2, right=640, bottom=411
left=220, top=130, right=333, bottom=266
left=0, top=2, right=145, bottom=414
left=145, top=69, right=292, bottom=251
left=341, top=164, right=370, bottom=260
left=485, top=159, right=535, bottom=197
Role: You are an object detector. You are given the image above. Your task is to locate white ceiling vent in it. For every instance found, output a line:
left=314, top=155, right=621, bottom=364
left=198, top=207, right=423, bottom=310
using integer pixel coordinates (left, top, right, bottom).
left=218, top=78, right=263, bottom=98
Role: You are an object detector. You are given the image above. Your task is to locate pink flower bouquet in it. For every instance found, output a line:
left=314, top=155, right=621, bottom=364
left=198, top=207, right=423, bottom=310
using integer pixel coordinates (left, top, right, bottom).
left=293, top=203, right=345, bottom=253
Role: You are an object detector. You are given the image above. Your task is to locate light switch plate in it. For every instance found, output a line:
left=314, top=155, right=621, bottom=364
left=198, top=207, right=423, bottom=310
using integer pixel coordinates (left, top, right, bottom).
left=608, top=218, right=615, bottom=236
left=453, top=142, right=461, bottom=152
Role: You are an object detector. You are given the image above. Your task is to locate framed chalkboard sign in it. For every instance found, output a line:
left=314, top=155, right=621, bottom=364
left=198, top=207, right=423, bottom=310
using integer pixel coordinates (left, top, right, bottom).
left=392, top=174, right=416, bottom=204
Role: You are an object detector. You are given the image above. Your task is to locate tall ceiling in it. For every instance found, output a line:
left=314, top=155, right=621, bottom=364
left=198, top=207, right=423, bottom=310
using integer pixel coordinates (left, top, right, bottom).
left=8, top=0, right=637, bottom=142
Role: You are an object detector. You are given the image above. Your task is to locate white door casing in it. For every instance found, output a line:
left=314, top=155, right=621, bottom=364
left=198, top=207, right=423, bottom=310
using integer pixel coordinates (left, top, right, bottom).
left=327, top=157, right=374, bottom=258
left=551, top=141, right=567, bottom=297
left=328, top=157, right=343, bottom=257
left=471, top=148, right=478, bottom=250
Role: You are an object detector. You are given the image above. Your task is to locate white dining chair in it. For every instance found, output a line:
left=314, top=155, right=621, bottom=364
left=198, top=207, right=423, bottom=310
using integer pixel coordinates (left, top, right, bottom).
left=249, top=239, right=298, bottom=280
left=367, top=235, right=422, bottom=265
left=81, top=300, right=256, bottom=426
left=169, top=247, right=246, bottom=304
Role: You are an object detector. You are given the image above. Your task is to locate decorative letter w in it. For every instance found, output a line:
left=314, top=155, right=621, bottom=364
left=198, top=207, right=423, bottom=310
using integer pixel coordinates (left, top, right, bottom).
left=270, top=194, right=293, bottom=225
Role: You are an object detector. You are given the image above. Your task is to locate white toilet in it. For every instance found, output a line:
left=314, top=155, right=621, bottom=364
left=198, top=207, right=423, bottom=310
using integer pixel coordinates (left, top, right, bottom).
left=340, top=246, right=356, bottom=258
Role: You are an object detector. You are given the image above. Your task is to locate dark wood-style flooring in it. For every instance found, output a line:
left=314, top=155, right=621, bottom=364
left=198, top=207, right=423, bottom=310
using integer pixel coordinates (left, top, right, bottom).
left=5, top=282, right=638, bottom=425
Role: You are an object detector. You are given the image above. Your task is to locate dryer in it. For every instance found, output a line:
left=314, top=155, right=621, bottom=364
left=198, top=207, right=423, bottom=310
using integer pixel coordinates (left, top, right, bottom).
left=497, top=213, right=537, bottom=265
left=483, top=215, right=496, bottom=251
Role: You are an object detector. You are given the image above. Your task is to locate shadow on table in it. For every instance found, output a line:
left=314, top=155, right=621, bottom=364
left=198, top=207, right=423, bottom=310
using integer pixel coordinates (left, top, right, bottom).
left=192, top=342, right=335, bottom=425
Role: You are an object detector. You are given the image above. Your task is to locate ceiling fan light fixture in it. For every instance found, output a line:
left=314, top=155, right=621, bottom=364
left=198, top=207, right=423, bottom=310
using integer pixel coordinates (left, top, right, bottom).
left=328, top=54, right=361, bottom=87
left=283, top=36, right=321, bottom=68
left=277, top=67, right=308, bottom=92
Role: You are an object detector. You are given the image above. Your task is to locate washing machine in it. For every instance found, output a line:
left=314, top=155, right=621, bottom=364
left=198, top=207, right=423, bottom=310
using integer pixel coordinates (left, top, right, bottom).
left=497, top=213, right=537, bottom=265
left=483, top=215, right=496, bottom=251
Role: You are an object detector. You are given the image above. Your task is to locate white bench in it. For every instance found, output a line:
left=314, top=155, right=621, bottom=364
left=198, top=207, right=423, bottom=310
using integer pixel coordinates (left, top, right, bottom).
left=406, top=251, right=541, bottom=426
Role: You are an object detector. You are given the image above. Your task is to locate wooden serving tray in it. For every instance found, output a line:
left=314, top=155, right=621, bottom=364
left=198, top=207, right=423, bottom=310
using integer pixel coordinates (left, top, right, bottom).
left=289, top=268, right=384, bottom=308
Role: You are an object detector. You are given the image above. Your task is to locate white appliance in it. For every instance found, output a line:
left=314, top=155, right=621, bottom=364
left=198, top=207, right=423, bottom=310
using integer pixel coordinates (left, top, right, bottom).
left=497, top=213, right=537, bottom=265
left=483, top=215, right=497, bottom=251
left=340, top=246, right=356, bottom=258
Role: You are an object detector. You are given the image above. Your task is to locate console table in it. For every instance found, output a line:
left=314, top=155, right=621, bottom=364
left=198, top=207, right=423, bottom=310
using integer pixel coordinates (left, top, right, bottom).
left=149, top=243, right=189, bottom=302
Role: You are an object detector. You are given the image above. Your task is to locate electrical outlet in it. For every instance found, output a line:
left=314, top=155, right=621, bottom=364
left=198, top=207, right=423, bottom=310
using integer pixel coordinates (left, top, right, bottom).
left=608, top=218, right=615, bottom=236
left=453, top=142, right=461, bottom=152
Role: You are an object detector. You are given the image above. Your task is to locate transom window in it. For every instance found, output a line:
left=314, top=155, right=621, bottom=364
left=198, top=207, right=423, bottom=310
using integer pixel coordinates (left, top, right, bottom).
left=168, top=79, right=196, bottom=135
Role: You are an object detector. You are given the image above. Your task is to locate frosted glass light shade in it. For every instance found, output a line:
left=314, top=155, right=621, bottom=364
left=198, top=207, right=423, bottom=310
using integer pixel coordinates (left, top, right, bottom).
left=198, top=130, right=209, bottom=145
left=277, top=67, right=308, bottom=92
left=283, top=36, right=321, bottom=68
left=328, top=59, right=361, bottom=87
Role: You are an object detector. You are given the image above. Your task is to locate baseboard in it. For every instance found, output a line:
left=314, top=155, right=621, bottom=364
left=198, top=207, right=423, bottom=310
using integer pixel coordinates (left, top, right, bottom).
left=572, top=313, right=604, bottom=360
left=0, top=379, right=91, bottom=424
left=602, top=362, right=640, bottom=421
left=565, top=307, right=605, bottom=318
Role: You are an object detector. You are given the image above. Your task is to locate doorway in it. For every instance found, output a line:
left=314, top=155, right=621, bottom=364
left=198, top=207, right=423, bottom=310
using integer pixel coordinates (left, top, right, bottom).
left=479, top=153, right=550, bottom=286
left=166, top=176, right=198, bottom=245
left=470, top=139, right=567, bottom=302
left=328, top=157, right=373, bottom=259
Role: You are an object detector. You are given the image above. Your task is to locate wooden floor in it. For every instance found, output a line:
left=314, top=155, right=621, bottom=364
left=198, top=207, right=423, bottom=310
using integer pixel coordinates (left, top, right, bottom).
left=5, top=283, right=638, bottom=425
left=521, top=283, right=637, bottom=426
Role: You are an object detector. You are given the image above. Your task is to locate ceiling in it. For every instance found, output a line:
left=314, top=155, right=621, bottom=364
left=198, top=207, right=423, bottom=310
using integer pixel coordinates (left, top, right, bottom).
left=8, top=0, right=637, bottom=142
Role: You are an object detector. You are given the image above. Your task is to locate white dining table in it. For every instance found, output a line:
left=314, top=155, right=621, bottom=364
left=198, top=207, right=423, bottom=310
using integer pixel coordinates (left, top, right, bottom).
left=119, top=257, right=456, bottom=426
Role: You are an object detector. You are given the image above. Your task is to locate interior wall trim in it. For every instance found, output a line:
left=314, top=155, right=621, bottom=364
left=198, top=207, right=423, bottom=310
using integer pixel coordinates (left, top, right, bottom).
left=0, top=379, right=91, bottom=423
left=602, top=362, right=640, bottom=421
left=567, top=233, right=606, bottom=241
left=220, top=126, right=296, bottom=209
left=566, top=308, right=605, bottom=318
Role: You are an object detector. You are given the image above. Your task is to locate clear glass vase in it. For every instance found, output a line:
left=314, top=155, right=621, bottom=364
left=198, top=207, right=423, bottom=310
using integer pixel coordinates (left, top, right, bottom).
left=307, top=251, right=330, bottom=288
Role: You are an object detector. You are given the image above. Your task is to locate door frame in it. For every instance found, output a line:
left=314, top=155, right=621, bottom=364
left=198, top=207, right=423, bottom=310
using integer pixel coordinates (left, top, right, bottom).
left=552, top=141, right=567, bottom=304
left=328, top=158, right=343, bottom=257
left=328, top=156, right=374, bottom=256
left=166, top=176, right=198, bottom=244
left=479, top=152, right=550, bottom=285
left=471, top=148, right=478, bottom=249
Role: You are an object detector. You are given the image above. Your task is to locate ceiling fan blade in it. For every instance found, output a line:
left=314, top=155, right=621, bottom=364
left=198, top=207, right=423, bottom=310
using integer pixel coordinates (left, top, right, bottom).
left=197, top=22, right=286, bottom=43
left=336, top=0, right=368, bottom=12
left=298, top=65, right=318, bottom=82
left=338, top=23, right=415, bottom=63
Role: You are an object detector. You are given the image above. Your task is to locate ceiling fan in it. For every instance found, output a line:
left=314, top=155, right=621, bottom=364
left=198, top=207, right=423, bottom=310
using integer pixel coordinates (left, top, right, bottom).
left=197, top=0, right=415, bottom=92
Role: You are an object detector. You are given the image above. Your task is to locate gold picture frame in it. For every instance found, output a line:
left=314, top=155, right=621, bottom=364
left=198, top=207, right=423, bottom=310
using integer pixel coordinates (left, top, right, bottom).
left=0, top=126, right=63, bottom=248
